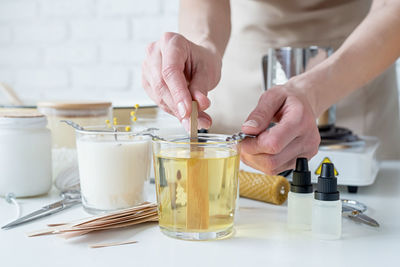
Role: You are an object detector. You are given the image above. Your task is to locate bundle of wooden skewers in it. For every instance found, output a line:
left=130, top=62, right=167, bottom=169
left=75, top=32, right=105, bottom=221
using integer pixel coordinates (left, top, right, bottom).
left=28, top=202, right=158, bottom=247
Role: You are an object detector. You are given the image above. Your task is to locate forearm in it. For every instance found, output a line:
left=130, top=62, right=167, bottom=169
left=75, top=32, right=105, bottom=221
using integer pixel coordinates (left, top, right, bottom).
left=179, top=0, right=231, bottom=57
left=292, top=0, right=400, bottom=117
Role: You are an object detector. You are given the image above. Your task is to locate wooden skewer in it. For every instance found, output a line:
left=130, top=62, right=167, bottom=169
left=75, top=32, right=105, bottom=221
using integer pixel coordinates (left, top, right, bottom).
left=190, top=101, right=198, bottom=140
left=28, top=202, right=158, bottom=237
left=0, top=82, right=23, bottom=106
left=90, top=240, right=138, bottom=249
left=186, top=101, right=209, bottom=230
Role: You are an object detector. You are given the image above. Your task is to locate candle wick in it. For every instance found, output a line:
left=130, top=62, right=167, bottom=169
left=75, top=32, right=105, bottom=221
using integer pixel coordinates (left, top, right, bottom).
left=113, top=126, right=118, bottom=141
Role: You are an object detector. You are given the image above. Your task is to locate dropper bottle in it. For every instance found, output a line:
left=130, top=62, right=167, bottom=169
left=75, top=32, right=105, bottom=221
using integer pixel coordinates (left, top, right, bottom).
left=287, top=158, right=313, bottom=230
left=312, top=163, right=342, bottom=239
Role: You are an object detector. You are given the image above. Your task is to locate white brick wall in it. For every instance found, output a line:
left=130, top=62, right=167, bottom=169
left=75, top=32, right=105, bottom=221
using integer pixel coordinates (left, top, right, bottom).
left=0, top=0, right=179, bottom=106
left=0, top=26, right=12, bottom=43
left=40, top=0, right=95, bottom=17
left=16, top=69, right=69, bottom=90
left=14, top=21, right=68, bottom=43
left=0, top=46, right=41, bottom=66
left=0, top=1, right=37, bottom=21
left=0, top=0, right=398, bottom=107
left=45, top=45, right=97, bottom=65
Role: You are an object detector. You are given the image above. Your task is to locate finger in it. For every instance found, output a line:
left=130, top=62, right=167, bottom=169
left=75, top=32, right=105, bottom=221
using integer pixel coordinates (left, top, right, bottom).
left=198, top=111, right=212, bottom=129
left=241, top=122, right=298, bottom=155
left=241, top=98, right=308, bottom=155
left=160, top=33, right=193, bottom=119
left=264, top=135, right=317, bottom=173
left=241, top=89, right=286, bottom=135
left=142, top=78, right=175, bottom=116
left=189, top=70, right=212, bottom=111
left=241, top=152, right=296, bottom=176
left=145, top=44, right=179, bottom=117
left=267, top=137, right=313, bottom=169
left=145, top=41, right=157, bottom=56
left=272, top=158, right=297, bottom=175
left=187, top=45, right=218, bottom=111
left=142, top=70, right=160, bottom=104
left=240, top=153, right=275, bottom=175
left=241, top=133, right=319, bottom=175
left=190, top=89, right=210, bottom=111
left=142, top=60, right=174, bottom=114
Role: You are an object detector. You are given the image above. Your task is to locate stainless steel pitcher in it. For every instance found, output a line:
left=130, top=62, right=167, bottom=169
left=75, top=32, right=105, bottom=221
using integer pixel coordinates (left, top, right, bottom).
left=262, top=46, right=335, bottom=128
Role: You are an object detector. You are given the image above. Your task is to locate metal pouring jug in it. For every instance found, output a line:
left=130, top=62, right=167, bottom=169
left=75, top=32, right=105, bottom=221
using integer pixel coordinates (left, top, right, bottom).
left=261, top=46, right=335, bottom=128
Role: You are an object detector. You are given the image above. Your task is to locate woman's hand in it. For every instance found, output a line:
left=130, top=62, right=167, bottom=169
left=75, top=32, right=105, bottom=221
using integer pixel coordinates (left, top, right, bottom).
left=240, top=84, right=320, bottom=175
left=142, top=32, right=223, bottom=130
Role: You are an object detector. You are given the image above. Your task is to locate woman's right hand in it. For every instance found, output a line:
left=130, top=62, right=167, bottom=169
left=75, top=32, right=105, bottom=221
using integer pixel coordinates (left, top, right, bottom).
left=142, top=32, right=223, bottom=130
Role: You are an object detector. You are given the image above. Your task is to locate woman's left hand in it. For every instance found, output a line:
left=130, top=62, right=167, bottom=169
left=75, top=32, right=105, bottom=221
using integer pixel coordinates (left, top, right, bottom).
left=240, top=84, right=321, bottom=175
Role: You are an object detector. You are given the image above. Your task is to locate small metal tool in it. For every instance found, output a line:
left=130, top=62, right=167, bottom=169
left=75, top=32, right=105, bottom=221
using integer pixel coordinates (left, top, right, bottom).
left=227, top=130, right=293, bottom=177
left=1, top=190, right=81, bottom=230
left=227, top=122, right=276, bottom=142
left=60, top=120, right=84, bottom=131
left=226, top=132, right=257, bottom=141
left=341, top=199, right=379, bottom=227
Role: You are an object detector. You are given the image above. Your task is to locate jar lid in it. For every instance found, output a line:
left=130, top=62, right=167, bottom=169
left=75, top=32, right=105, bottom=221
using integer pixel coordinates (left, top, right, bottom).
left=0, top=109, right=45, bottom=118
left=37, top=101, right=112, bottom=110
left=0, top=109, right=47, bottom=128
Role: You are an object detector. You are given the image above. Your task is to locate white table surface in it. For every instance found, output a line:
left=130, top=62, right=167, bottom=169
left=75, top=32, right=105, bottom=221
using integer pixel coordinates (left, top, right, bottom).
left=1, top=162, right=399, bottom=267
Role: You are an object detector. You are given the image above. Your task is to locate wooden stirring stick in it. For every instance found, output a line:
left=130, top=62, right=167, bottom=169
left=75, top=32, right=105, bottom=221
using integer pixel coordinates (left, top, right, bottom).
left=186, top=101, right=209, bottom=230
left=190, top=101, right=198, bottom=139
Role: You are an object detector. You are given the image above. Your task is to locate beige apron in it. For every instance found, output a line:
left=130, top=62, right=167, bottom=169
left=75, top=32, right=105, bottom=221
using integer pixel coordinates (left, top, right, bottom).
left=208, top=0, right=400, bottom=159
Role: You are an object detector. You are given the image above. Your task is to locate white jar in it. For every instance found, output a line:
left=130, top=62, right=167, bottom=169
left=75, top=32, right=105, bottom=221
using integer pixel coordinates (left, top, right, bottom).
left=0, top=110, right=52, bottom=197
left=37, top=101, right=112, bottom=149
left=75, top=125, right=151, bottom=214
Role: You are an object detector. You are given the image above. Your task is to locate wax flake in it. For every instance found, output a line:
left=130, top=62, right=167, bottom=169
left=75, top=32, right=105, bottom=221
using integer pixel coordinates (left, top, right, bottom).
left=176, top=183, right=187, bottom=206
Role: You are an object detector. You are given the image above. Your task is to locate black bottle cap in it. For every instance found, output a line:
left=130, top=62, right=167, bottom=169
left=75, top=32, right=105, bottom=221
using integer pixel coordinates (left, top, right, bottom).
left=314, top=163, right=340, bottom=201
left=290, top=158, right=313, bottom=193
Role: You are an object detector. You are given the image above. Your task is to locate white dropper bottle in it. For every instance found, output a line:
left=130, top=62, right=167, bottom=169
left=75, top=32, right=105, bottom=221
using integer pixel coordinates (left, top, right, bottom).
left=312, top=163, right=342, bottom=239
left=287, top=158, right=314, bottom=230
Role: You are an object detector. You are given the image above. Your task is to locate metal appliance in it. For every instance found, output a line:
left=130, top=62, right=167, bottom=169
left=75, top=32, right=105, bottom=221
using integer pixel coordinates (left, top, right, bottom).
left=262, top=47, right=380, bottom=192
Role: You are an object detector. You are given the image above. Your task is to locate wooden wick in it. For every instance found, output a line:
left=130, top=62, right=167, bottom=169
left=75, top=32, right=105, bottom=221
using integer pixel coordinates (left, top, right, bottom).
left=113, top=126, right=118, bottom=141
left=186, top=101, right=209, bottom=230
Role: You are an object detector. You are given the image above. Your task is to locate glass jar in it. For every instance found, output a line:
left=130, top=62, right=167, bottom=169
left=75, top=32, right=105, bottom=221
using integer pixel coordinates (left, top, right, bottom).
left=152, top=134, right=241, bottom=240
left=37, top=101, right=112, bottom=149
left=0, top=110, right=52, bottom=197
left=75, top=125, right=152, bottom=214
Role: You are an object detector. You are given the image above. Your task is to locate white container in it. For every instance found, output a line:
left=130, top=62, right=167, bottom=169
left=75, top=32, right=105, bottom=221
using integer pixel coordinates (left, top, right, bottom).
left=312, top=199, right=342, bottom=239
left=0, top=110, right=52, bottom=197
left=37, top=101, right=112, bottom=149
left=76, top=126, right=151, bottom=214
left=37, top=101, right=112, bottom=181
left=288, top=192, right=313, bottom=230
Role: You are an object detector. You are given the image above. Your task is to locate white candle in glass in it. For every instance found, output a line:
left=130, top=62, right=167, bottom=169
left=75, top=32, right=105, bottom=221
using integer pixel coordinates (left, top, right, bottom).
left=76, top=130, right=151, bottom=213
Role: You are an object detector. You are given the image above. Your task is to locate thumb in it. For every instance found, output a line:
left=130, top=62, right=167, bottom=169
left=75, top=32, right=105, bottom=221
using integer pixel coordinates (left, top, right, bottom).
left=242, top=90, right=286, bottom=135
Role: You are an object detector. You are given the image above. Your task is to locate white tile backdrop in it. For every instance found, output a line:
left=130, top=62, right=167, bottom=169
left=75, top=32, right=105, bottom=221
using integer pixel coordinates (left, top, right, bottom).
left=0, top=0, right=399, bottom=107
left=0, top=0, right=179, bottom=106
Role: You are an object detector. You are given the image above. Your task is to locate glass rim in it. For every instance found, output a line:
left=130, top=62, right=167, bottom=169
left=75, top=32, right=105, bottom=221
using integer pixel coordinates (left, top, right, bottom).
left=269, top=46, right=333, bottom=51
left=152, top=133, right=240, bottom=145
left=75, top=124, right=151, bottom=137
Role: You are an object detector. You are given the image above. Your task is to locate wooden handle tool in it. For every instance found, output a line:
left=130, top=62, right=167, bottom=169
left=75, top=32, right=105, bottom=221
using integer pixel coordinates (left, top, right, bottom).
left=186, top=101, right=209, bottom=230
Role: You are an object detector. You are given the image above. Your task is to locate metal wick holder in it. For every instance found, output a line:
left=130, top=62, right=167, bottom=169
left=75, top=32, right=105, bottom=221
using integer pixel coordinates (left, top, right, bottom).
left=61, top=120, right=161, bottom=140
